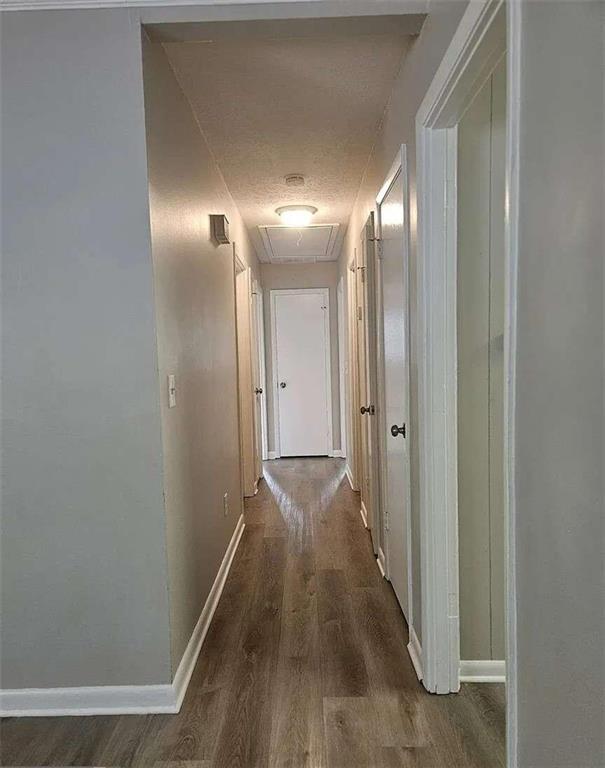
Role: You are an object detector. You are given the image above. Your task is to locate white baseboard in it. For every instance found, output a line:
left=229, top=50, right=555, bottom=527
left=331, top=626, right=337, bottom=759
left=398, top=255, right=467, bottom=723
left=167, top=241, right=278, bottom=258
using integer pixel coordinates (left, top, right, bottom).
left=171, top=514, right=245, bottom=710
left=459, top=659, right=506, bottom=683
left=331, top=449, right=343, bottom=458
left=359, top=501, right=368, bottom=529
left=0, top=683, right=176, bottom=718
left=376, top=547, right=387, bottom=579
left=268, top=451, right=278, bottom=460
left=0, top=514, right=246, bottom=718
left=345, top=465, right=356, bottom=491
left=407, top=626, right=423, bottom=682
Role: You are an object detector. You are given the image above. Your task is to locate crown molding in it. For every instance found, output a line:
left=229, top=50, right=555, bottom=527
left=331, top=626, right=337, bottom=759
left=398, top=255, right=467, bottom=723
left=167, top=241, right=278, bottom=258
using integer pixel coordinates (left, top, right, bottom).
left=0, top=0, right=428, bottom=14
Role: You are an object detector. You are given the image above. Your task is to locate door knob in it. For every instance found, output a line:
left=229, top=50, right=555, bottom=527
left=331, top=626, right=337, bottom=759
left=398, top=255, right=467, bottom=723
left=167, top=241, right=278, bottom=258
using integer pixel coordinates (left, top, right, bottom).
left=279, top=381, right=287, bottom=389
left=390, top=423, right=406, bottom=438
left=255, top=387, right=263, bottom=395
left=360, top=405, right=375, bottom=415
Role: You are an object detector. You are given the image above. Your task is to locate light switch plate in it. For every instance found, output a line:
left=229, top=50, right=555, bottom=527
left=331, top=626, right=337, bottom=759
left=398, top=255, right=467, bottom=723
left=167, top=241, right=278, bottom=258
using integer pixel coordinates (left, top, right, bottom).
left=168, top=374, right=176, bottom=408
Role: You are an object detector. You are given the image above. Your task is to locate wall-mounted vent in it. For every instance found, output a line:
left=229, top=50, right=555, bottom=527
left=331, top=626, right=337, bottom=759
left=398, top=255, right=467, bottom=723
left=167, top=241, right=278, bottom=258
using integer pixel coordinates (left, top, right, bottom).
left=210, top=214, right=230, bottom=244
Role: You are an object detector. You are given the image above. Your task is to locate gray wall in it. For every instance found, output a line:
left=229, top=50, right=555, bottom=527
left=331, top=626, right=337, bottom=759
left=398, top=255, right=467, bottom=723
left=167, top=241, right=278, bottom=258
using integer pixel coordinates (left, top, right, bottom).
left=339, top=0, right=469, bottom=644
left=1, top=10, right=172, bottom=687
left=513, top=2, right=604, bottom=765
left=142, top=36, right=259, bottom=673
left=260, top=261, right=341, bottom=454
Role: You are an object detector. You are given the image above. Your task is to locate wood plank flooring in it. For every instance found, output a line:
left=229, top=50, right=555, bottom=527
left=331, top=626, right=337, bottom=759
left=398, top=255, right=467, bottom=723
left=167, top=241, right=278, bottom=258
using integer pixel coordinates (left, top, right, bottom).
left=0, top=458, right=505, bottom=767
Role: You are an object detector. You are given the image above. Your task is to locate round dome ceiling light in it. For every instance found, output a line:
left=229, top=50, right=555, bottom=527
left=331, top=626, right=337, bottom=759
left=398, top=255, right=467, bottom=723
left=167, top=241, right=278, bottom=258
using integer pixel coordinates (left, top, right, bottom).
left=275, top=205, right=318, bottom=227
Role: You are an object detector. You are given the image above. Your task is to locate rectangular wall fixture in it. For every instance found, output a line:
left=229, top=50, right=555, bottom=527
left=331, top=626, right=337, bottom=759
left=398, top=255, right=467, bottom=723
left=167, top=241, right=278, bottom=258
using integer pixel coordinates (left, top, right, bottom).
left=210, top=214, right=230, bottom=244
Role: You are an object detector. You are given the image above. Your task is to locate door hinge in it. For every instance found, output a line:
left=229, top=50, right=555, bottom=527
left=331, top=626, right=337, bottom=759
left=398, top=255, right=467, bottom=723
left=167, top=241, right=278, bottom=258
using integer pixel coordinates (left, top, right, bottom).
left=357, top=306, right=362, bottom=321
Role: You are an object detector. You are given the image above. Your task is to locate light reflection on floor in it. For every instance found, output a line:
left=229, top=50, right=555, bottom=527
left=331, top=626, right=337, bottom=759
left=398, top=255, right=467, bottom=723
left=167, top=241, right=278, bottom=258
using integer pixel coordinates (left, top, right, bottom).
left=262, top=458, right=346, bottom=554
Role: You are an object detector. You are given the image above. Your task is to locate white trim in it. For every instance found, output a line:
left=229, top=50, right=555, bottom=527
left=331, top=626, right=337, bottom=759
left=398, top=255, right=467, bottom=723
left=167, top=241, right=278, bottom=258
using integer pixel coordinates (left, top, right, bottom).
left=0, top=684, right=176, bottom=718
left=337, top=276, right=347, bottom=460
left=504, top=2, right=520, bottom=764
left=267, top=451, right=278, bottom=460
left=359, top=501, right=368, bottom=529
left=459, top=660, right=506, bottom=684
left=171, top=514, right=245, bottom=710
left=415, top=0, right=506, bottom=696
left=0, top=515, right=245, bottom=718
left=375, top=144, right=414, bottom=632
left=331, top=449, right=343, bottom=458
left=376, top=548, right=387, bottom=579
left=407, top=626, right=423, bottom=682
left=0, top=0, right=311, bottom=7
left=0, top=0, right=428, bottom=14
left=345, top=464, right=355, bottom=491
left=269, top=288, right=332, bottom=458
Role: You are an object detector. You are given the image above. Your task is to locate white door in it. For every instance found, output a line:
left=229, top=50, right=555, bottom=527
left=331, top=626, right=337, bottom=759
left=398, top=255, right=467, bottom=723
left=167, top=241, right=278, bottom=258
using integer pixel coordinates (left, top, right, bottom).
left=358, top=216, right=381, bottom=555
left=251, top=281, right=267, bottom=472
left=272, top=289, right=331, bottom=457
left=235, top=262, right=256, bottom=497
left=377, top=149, right=412, bottom=621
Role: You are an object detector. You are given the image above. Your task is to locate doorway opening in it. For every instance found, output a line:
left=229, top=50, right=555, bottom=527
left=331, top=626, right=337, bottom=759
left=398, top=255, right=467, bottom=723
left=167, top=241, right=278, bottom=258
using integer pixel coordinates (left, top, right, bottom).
left=415, top=0, right=512, bottom=756
left=138, top=5, right=509, bottom=764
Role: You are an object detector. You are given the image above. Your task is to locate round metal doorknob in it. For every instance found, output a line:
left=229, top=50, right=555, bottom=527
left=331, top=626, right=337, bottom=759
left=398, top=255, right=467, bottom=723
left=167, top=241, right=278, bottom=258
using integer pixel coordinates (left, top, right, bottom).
left=360, top=405, right=373, bottom=415
left=391, top=423, right=406, bottom=438
left=255, top=387, right=263, bottom=395
left=279, top=381, right=287, bottom=389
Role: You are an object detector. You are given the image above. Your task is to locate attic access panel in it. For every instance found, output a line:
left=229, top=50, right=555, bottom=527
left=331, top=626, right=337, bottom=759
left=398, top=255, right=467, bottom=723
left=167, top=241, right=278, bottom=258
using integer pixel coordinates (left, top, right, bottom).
left=258, top=223, right=339, bottom=263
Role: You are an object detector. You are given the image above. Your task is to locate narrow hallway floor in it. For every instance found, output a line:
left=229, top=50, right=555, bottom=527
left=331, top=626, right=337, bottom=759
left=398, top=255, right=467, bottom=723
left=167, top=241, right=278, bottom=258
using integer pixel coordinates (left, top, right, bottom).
left=0, top=458, right=505, bottom=767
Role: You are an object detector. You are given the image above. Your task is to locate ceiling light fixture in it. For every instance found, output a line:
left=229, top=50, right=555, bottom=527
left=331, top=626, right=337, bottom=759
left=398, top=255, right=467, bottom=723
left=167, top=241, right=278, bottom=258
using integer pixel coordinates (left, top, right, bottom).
left=275, top=205, right=318, bottom=227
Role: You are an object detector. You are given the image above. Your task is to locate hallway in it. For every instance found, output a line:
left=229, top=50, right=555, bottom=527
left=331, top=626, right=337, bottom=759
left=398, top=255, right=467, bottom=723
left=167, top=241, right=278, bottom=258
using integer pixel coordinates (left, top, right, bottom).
left=1, top=458, right=504, bottom=767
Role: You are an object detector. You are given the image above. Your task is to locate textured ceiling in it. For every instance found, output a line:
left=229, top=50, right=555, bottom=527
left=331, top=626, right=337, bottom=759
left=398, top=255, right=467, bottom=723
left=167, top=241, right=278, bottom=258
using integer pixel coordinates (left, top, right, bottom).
left=164, top=28, right=413, bottom=261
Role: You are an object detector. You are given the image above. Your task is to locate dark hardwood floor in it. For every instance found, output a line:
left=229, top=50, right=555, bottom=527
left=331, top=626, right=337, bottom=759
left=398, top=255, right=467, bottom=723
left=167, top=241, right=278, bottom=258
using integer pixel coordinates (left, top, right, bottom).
left=1, top=458, right=505, bottom=767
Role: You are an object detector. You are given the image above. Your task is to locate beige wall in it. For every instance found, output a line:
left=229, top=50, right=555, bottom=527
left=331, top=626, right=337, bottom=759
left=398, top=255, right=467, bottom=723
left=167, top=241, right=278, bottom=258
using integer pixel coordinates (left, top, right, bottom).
left=142, top=36, right=259, bottom=674
left=339, top=0, right=469, bottom=643
left=260, top=262, right=341, bottom=455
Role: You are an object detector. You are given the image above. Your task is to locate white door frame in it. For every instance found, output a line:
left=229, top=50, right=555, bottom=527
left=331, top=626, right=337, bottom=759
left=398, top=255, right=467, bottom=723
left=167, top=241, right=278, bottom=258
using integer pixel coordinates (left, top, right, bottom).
left=416, top=0, right=513, bottom=700
left=375, top=144, right=414, bottom=633
left=269, top=287, right=333, bottom=459
left=337, top=276, right=347, bottom=460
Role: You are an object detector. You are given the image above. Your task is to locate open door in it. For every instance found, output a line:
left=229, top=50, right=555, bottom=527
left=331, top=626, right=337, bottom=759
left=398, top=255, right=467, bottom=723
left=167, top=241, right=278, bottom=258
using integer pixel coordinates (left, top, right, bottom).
left=234, top=253, right=258, bottom=497
left=251, top=279, right=267, bottom=474
left=356, top=214, right=381, bottom=556
left=376, top=147, right=413, bottom=623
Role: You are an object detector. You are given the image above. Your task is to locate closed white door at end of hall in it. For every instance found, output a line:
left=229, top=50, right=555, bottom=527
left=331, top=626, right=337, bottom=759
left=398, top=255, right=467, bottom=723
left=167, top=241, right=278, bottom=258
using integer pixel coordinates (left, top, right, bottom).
left=273, top=289, right=331, bottom=457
